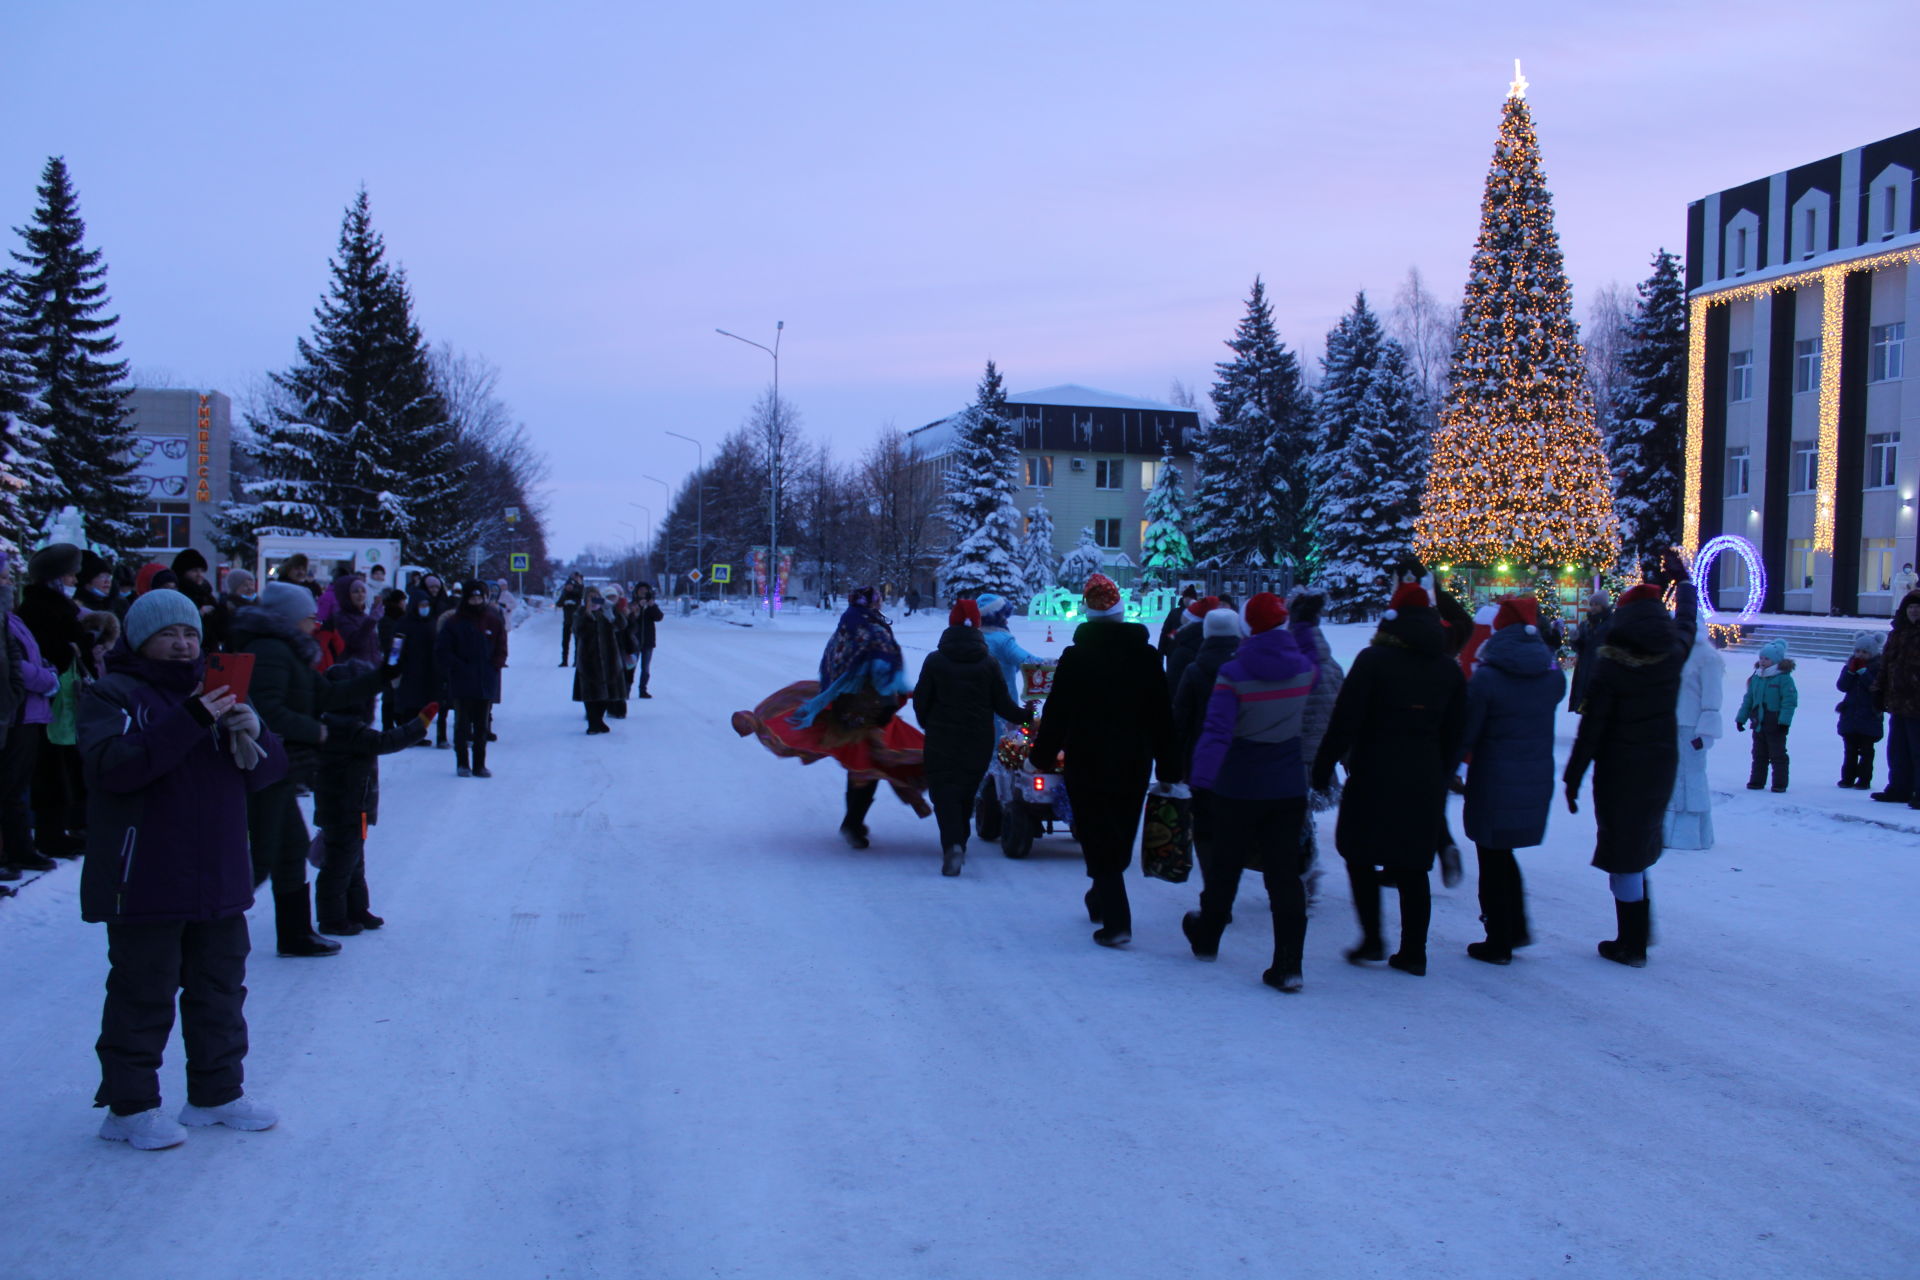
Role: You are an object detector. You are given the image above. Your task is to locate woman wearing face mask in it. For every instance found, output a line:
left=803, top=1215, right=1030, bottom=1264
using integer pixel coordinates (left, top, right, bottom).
left=18, top=543, right=94, bottom=860
left=396, top=580, right=446, bottom=746
left=436, top=581, right=504, bottom=774
left=77, top=589, right=288, bottom=1149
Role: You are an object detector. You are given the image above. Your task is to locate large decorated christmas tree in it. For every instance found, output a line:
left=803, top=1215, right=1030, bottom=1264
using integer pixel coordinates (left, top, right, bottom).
left=1415, top=68, right=1619, bottom=584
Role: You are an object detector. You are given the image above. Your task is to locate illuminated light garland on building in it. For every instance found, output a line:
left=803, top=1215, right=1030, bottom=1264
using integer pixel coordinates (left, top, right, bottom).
left=1415, top=79, right=1620, bottom=580
left=1682, top=244, right=1920, bottom=555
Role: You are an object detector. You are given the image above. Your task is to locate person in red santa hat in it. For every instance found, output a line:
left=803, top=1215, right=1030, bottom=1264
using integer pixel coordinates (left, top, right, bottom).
left=1563, top=573, right=1698, bottom=967
left=1030, top=575, right=1179, bottom=947
left=1312, top=581, right=1467, bottom=976
left=1454, top=594, right=1566, bottom=965
left=1163, top=592, right=1222, bottom=692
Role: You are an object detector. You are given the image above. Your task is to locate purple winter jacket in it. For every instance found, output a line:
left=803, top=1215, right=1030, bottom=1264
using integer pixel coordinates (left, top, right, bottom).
left=1190, top=627, right=1317, bottom=800
left=7, top=611, right=60, bottom=725
left=77, top=645, right=288, bottom=925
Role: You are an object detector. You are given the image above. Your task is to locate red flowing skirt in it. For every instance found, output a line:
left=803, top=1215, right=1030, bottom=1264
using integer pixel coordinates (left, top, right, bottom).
left=732, top=682, right=930, bottom=815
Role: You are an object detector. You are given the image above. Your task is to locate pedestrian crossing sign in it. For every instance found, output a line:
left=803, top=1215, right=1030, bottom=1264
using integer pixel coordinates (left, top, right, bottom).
left=509, top=553, right=529, bottom=573
left=712, top=564, right=732, bottom=584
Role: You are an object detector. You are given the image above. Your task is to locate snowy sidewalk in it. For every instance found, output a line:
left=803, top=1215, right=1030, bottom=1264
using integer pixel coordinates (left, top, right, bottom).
left=0, top=611, right=1914, bottom=1279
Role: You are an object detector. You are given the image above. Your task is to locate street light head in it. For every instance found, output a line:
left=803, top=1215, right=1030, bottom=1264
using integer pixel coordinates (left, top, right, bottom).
left=776, top=320, right=784, bottom=331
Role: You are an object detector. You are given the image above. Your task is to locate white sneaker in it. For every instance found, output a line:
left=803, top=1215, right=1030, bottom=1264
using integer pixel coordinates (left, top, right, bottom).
left=179, top=1095, right=278, bottom=1131
left=99, top=1107, right=187, bottom=1150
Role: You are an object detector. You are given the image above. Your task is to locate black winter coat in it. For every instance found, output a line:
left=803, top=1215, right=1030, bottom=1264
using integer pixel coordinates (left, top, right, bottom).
left=631, top=600, right=664, bottom=650
left=1570, top=606, right=1614, bottom=713
left=17, top=582, right=88, bottom=673
left=1163, top=619, right=1204, bottom=693
left=1171, top=633, right=1240, bottom=776
left=1312, top=608, right=1466, bottom=873
left=912, top=625, right=1027, bottom=784
left=572, top=607, right=625, bottom=704
left=1458, top=624, right=1566, bottom=850
left=230, top=606, right=388, bottom=787
left=436, top=606, right=503, bottom=702
left=394, top=593, right=444, bottom=710
left=314, top=712, right=426, bottom=829
left=1564, top=586, right=1697, bottom=875
left=1031, top=619, right=1179, bottom=788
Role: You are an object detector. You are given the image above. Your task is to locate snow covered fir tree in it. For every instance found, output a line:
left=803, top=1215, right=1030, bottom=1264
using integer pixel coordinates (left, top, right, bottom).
left=1140, top=445, right=1192, bottom=584
left=1606, top=248, right=1686, bottom=579
left=1019, top=500, right=1057, bottom=596
left=3, top=157, right=141, bottom=551
left=1190, top=277, right=1313, bottom=572
left=936, top=360, right=1026, bottom=599
left=1415, top=73, right=1620, bottom=612
left=0, top=293, right=52, bottom=555
left=226, top=190, right=473, bottom=564
left=1309, top=292, right=1425, bottom=620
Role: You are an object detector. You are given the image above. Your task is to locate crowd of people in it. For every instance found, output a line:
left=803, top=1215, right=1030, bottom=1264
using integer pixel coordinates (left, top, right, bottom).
left=734, top=558, right=1920, bottom=997
left=555, top=573, right=666, bottom=732
left=0, top=540, right=534, bottom=1149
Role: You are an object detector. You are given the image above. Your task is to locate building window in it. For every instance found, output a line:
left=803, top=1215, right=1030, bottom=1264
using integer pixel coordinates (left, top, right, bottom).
left=1867, top=433, right=1898, bottom=489
left=1729, top=349, right=1753, bottom=402
left=1025, top=455, right=1054, bottom=488
left=1804, top=208, right=1816, bottom=258
left=1788, top=538, right=1816, bottom=590
left=1718, top=549, right=1750, bottom=596
left=1139, top=459, right=1163, bottom=491
left=1863, top=538, right=1897, bottom=593
left=1093, top=459, right=1122, bottom=490
left=1725, top=446, right=1750, bottom=497
left=1093, top=518, right=1122, bottom=549
left=1870, top=322, right=1905, bottom=383
left=135, top=501, right=192, bottom=552
left=1886, top=186, right=1898, bottom=240
left=1791, top=441, right=1817, bottom=494
left=1734, top=227, right=1749, bottom=274
left=1793, top=338, right=1822, bottom=394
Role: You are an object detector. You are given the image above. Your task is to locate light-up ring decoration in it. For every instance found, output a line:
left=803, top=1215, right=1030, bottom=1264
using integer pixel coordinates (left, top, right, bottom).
left=1690, top=535, right=1766, bottom=626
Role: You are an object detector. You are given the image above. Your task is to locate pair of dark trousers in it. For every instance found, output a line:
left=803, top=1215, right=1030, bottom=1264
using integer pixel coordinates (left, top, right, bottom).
left=844, top=777, right=877, bottom=829
left=1884, top=715, right=1920, bottom=795
left=560, top=609, right=576, bottom=662
left=314, top=823, right=367, bottom=929
left=247, top=778, right=311, bottom=893
left=453, top=698, right=491, bottom=767
left=1747, top=717, right=1789, bottom=789
left=929, top=769, right=988, bottom=851
left=1841, top=733, right=1879, bottom=786
left=584, top=700, right=613, bottom=731
left=1474, top=845, right=1529, bottom=950
left=1347, top=859, right=1432, bottom=959
left=0, top=720, right=42, bottom=864
left=1068, top=767, right=1150, bottom=937
left=1202, top=795, right=1310, bottom=974
left=96, top=915, right=249, bottom=1114
left=638, top=647, right=654, bottom=694
left=32, top=739, right=85, bottom=844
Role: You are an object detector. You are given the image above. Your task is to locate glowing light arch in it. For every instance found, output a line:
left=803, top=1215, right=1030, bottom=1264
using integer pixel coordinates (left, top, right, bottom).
left=1690, top=535, right=1767, bottom=626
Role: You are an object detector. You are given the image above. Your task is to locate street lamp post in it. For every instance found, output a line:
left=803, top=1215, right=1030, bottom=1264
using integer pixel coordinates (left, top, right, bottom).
left=627, top=503, right=651, bottom=581
left=617, top=520, right=638, bottom=583
left=641, top=474, right=672, bottom=582
left=716, top=321, right=784, bottom=617
left=664, top=432, right=705, bottom=599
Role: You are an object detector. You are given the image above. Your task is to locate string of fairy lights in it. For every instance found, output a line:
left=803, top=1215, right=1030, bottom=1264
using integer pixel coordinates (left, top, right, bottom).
left=1681, top=243, right=1920, bottom=557
left=1414, top=82, right=1621, bottom=592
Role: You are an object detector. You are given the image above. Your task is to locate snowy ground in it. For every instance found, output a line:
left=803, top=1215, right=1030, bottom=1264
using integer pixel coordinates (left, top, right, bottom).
left=1, top=606, right=1915, bottom=1279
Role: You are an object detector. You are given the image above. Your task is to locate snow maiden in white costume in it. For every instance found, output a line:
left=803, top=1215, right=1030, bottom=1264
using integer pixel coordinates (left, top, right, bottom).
left=1665, top=627, right=1726, bottom=850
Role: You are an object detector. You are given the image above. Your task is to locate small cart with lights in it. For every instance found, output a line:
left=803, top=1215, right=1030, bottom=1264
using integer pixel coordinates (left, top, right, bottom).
left=974, top=661, right=1075, bottom=859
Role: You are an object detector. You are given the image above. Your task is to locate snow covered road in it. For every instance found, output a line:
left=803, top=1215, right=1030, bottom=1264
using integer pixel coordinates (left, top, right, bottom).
left=1, top=607, right=1916, bottom=1279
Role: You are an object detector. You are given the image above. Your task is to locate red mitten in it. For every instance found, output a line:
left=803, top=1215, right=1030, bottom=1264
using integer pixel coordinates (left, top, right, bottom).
left=418, top=701, right=441, bottom=727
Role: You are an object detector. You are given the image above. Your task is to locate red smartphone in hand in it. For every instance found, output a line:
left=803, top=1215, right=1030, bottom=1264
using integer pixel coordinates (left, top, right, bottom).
left=204, top=652, right=255, bottom=703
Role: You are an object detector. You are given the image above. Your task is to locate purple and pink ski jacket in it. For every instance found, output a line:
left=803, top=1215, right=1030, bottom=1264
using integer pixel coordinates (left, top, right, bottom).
left=1190, top=628, right=1317, bottom=799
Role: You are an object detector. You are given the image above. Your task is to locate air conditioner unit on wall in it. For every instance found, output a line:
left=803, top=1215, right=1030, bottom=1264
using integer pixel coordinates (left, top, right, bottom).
left=1069, top=458, right=1087, bottom=472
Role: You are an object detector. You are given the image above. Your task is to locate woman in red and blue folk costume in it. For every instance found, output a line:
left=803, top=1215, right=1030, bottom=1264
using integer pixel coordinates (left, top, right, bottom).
left=732, top=587, right=929, bottom=846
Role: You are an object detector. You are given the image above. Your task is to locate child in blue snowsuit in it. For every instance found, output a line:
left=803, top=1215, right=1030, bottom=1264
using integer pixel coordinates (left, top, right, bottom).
left=1736, top=639, right=1798, bottom=792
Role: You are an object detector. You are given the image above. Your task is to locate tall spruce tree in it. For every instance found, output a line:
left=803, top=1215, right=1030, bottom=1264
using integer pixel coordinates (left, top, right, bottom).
left=1195, top=277, right=1313, bottom=569
left=1309, top=292, right=1425, bottom=620
left=1141, top=444, right=1192, bottom=584
left=1415, top=80, right=1620, bottom=583
left=5, top=157, right=140, bottom=550
left=1608, top=248, right=1686, bottom=578
left=234, top=190, right=469, bottom=561
left=1056, top=525, right=1105, bottom=590
left=0, top=284, right=54, bottom=554
left=1020, top=500, right=1058, bottom=599
left=938, top=360, right=1024, bottom=598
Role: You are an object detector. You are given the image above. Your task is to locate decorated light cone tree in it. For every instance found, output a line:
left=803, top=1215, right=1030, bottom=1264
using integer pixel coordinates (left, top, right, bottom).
left=1414, top=68, right=1620, bottom=621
